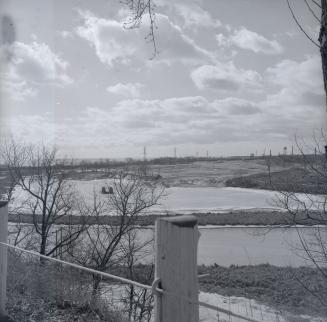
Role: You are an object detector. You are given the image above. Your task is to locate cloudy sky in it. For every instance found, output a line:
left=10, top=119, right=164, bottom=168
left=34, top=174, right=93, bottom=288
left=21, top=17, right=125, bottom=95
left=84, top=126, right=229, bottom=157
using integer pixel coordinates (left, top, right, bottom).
left=0, top=0, right=326, bottom=159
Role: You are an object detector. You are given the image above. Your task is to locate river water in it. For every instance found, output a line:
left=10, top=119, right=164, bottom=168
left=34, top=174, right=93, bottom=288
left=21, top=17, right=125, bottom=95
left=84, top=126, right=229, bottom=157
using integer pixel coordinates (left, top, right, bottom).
left=134, top=225, right=324, bottom=267
left=75, top=180, right=322, bottom=266
left=10, top=179, right=326, bottom=267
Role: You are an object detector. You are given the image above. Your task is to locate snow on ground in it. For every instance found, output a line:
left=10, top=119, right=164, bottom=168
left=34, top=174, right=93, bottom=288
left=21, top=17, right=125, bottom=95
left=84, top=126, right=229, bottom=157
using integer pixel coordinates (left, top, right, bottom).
left=199, top=291, right=326, bottom=322
left=101, top=283, right=325, bottom=322
left=9, top=176, right=325, bottom=215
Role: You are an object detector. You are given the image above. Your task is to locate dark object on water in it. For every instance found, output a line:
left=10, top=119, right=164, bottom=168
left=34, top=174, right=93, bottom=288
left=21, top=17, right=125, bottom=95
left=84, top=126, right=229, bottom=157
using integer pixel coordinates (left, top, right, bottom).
left=101, top=186, right=113, bottom=194
left=325, top=145, right=327, bottom=160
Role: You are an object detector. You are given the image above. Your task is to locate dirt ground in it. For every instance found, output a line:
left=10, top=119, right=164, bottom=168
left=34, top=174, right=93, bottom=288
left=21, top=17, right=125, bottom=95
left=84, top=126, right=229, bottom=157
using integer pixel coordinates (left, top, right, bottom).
left=148, top=158, right=292, bottom=187
left=0, top=157, right=299, bottom=191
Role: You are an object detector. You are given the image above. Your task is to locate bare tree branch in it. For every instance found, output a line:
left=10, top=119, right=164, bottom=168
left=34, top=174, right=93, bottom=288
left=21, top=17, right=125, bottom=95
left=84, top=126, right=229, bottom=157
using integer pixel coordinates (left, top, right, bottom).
left=1, top=140, right=88, bottom=258
left=68, top=168, right=163, bottom=299
left=286, top=0, right=321, bottom=48
left=304, top=0, right=321, bottom=23
left=122, top=0, right=158, bottom=57
left=311, top=0, right=322, bottom=9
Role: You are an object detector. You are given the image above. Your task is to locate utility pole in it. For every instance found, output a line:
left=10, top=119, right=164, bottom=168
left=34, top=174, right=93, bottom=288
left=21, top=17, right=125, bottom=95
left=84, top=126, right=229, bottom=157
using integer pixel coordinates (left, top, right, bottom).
left=268, top=150, right=272, bottom=185
left=143, top=146, right=147, bottom=176
left=143, top=146, right=147, bottom=161
left=174, top=147, right=177, bottom=159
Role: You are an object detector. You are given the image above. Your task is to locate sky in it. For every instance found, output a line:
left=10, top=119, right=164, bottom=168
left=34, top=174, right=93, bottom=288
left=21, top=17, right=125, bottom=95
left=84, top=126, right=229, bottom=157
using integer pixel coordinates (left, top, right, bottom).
left=0, top=0, right=326, bottom=159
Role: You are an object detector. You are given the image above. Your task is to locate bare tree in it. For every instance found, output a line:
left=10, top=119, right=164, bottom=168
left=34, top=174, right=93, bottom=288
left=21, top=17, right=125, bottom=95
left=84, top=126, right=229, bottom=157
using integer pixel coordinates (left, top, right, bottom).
left=287, top=0, right=327, bottom=105
left=2, top=140, right=87, bottom=257
left=120, top=229, right=154, bottom=322
left=273, top=134, right=327, bottom=304
left=69, top=169, right=164, bottom=298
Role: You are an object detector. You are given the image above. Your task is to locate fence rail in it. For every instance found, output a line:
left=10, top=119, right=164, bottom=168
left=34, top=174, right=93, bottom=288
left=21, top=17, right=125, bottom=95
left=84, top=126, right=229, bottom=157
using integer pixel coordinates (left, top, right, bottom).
left=0, top=204, right=263, bottom=322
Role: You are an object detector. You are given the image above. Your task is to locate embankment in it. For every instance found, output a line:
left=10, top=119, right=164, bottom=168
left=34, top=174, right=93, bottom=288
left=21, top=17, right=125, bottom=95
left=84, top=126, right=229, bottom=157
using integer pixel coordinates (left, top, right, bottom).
left=8, top=209, right=322, bottom=226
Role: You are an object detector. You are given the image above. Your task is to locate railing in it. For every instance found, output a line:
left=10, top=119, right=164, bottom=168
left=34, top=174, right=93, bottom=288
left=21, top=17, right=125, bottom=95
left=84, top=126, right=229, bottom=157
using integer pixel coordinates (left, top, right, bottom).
left=0, top=202, right=264, bottom=322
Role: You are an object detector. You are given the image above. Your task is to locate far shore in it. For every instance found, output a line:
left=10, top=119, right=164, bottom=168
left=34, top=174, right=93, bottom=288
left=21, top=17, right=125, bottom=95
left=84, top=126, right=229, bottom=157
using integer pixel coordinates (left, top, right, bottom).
left=8, top=208, right=323, bottom=226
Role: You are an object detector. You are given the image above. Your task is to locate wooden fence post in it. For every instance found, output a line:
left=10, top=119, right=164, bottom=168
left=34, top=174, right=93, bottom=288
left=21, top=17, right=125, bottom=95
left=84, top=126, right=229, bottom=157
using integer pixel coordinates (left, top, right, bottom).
left=0, top=201, right=8, bottom=317
left=155, top=215, right=199, bottom=322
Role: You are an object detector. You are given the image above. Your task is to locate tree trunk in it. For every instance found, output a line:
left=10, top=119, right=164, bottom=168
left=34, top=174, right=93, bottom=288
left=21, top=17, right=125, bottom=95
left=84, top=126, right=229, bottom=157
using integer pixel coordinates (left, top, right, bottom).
left=128, top=284, right=134, bottom=322
left=39, top=237, right=47, bottom=264
left=92, top=275, right=101, bottom=296
left=40, top=235, right=47, bottom=255
left=319, top=0, right=327, bottom=104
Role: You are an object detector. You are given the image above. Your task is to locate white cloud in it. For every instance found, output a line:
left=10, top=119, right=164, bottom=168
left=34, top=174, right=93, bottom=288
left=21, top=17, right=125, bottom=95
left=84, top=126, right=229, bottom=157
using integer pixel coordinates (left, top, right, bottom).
left=107, top=82, right=144, bottom=98
left=111, top=96, right=216, bottom=128
left=216, top=34, right=230, bottom=48
left=266, top=55, right=323, bottom=93
left=8, top=41, right=72, bottom=85
left=217, top=27, right=283, bottom=55
left=212, top=97, right=262, bottom=115
left=75, top=11, right=135, bottom=67
left=190, top=62, right=263, bottom=92
left=174, top=4, right=221, bottom=29
left=1, top=41, right=72, bottom=101
left=7, top=89, right=323, bottom=152
left=75, top=10, right=213, bottom=68
left=260, top=55, right=325, bottom=136
left=105, top=96, right=266, bottom=145
left=7, top=114, right=57, bottom=144
left=1, top=78, right=37, bottom=102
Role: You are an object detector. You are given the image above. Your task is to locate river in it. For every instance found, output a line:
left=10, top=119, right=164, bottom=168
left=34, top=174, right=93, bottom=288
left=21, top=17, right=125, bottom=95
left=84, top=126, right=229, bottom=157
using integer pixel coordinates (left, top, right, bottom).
left=10, top=179, right=325, bottom=267
left=133, top=225, right=324, bottom=267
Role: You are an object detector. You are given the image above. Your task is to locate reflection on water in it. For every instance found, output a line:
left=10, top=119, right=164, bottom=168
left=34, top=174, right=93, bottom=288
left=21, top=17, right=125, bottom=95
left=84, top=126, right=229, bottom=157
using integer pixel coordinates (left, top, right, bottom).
left=8, top=222, right=325, bottom=267
left=9, top=178, right=326, bottom=267
left=137, top=226, right=325, bottom=267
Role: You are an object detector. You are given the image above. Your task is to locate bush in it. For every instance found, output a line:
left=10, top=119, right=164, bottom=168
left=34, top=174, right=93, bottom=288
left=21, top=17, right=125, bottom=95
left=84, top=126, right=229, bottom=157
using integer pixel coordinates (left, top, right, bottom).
left=6, top=250, right=127, bottom=322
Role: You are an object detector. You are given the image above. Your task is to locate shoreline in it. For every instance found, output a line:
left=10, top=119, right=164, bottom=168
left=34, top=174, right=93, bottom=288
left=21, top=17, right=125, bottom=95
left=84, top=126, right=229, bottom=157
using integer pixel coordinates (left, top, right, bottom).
left=8, top=208, right=323, bottom=226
